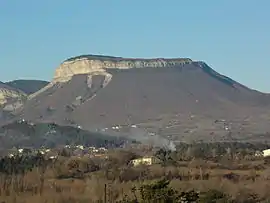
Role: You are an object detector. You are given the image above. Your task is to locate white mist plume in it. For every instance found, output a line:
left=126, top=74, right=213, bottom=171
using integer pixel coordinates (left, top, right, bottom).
left=127, top=127, right=176, bottom=151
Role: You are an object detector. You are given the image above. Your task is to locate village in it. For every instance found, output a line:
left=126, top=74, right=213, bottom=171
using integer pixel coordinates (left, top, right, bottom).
left=0, top=143, right=163, bottom=167
left=1, top=142, right=270, bottom=168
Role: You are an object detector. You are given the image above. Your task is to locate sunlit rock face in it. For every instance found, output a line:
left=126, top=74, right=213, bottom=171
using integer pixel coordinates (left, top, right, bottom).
left=53, top=55, right=192, bottom=82
left=0, top=82, right=26, bottom=109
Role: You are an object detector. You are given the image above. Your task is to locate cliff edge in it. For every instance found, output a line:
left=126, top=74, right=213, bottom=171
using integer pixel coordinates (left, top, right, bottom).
left=54, top=55, right=193, bottom=82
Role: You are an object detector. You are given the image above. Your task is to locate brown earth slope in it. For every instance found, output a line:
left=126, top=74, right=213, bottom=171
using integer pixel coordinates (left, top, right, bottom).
left=10, top=57, right=270, bottom=142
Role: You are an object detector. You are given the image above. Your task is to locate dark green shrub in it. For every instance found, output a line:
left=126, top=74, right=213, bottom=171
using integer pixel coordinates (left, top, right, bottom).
left=199, top=189, right=231, bottom=203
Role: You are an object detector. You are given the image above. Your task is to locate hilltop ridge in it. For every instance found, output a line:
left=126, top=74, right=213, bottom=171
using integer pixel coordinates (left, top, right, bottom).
left=53, top=55, right=193, bottom=82
left=6, top=80, right=49, bottom=95
left=64, top=54, right=193, bottom=62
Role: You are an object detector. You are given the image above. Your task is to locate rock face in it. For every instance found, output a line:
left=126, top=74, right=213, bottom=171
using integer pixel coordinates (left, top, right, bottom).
left=53, top=55, right=192, bottom=82
left=0, top=82, right=26, bottom=109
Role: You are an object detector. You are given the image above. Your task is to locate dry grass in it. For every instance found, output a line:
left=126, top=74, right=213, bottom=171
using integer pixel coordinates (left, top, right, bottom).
left=0, top=156, right=270, bottom=203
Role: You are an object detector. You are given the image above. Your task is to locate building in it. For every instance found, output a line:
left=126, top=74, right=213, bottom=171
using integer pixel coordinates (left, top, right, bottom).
left=131, top=156, right=160, bottom=166
left=263, top=149, right=270, bottom=157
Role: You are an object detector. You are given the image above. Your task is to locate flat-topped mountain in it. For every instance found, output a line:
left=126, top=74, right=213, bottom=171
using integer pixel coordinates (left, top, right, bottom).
left=7, top=54, right=269, bottom=142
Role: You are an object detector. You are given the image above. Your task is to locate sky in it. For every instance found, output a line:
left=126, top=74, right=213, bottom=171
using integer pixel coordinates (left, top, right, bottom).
left=0, top=0, right=269, bottom=92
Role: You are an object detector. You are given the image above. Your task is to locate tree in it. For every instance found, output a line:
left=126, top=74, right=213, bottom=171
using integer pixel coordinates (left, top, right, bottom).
left=155, top=149, right=176, bottom=166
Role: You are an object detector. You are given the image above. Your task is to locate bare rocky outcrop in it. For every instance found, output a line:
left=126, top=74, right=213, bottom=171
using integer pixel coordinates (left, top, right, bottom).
left=0, top=88, right=21, bottom=105
left=53, top=55, right=192, bottom=82
left=0, top=83, right=27, bottom=109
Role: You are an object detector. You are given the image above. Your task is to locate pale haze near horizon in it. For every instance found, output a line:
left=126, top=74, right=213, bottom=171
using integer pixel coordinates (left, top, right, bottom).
left=0, top=0, right=269, bottom=92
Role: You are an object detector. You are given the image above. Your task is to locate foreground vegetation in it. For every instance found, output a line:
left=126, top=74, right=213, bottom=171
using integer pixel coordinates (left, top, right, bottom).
left=0, top=142, right=270, bottom=202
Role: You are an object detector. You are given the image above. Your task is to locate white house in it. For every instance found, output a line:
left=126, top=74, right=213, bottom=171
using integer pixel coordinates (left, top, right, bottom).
left=76, top=145, right=84, bottom=150
left=263, top=149, right=270, bottom=157
left=8, top=154, right=14, bottom=158
left=18, top=149, right=24, bottom=153
left=131, top=156, right=160, bottom=166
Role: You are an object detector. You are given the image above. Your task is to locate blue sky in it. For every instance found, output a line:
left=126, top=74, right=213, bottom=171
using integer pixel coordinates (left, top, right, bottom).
left=0, top=0, right=269, bottom=92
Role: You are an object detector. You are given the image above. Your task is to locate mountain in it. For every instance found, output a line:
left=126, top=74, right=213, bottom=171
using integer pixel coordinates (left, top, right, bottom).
left=6, top=80, right=49, bottom=94
left=6, top=55, right=270, bottom=142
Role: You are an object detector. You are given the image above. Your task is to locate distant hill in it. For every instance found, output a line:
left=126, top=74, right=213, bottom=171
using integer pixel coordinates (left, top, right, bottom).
left=0, top=121, right=130, bottom=149
left=6, top=80, right=49, bottom=94
left=0, top=80, right=48, bottom=116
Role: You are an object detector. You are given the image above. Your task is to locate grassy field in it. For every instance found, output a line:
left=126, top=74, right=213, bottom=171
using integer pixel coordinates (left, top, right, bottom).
left=0, top=143, right=270, bottom=202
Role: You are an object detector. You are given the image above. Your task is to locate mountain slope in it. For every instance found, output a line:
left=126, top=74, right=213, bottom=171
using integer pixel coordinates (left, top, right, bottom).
left=10, top=55, right=270, bottom=141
